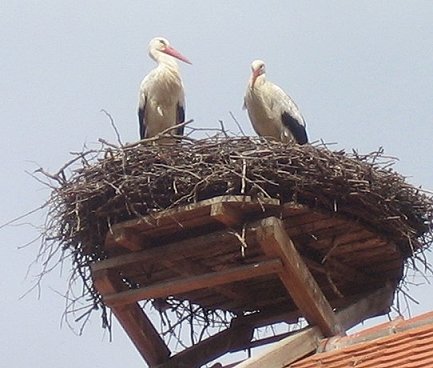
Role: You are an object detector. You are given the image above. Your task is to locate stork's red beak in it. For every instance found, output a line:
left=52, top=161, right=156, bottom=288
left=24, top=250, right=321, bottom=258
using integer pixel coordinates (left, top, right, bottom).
left=251, top=69, right=261, bottom=87
left=163, top=45, right=192, bottom=65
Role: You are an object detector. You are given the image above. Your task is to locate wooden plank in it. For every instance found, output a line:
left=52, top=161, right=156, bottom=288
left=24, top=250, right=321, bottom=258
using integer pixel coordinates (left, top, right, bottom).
left=280, top=202, right=310, bottom=216
left=107, top=195, right=278, bottom=235
left=324, top=238, right=396, bottom=256
left=334, top=256, right=396, bottom=273
left=303, top=257, right=374, bottom=285
left=334, top=243, right=400, bottom=263
left=284, top=216, right=350, bottom=237
left=105, top=195, right=281, bottom=249
left=235, top=284, right=395, bottom=368
left=312, top=232, right=380, bottom=251
left=324, top=257, right=372, bottom=283
left=255, top=216, right=345, bottom=337
left=160, top=258, right=255, bottom=306
left=362, top=258, right=403, bottom=274
left=92, top=269, right=170, bottom=366
left=102, top=259, right=283, bottom=306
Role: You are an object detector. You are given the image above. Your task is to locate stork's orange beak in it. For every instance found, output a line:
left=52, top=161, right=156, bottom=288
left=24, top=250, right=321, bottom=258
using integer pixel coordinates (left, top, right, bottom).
left=163, top=45, right=192, bottom=65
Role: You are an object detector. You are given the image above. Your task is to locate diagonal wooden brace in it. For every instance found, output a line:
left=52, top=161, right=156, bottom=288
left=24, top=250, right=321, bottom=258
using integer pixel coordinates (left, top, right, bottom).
left=254, top=216, right=345, bottom=337
left=92, top=269, right=171, bottom=366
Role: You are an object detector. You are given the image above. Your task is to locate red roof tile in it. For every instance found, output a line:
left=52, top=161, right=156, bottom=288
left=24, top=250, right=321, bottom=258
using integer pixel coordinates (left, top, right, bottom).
left=290, top=311, right=433, bottom=368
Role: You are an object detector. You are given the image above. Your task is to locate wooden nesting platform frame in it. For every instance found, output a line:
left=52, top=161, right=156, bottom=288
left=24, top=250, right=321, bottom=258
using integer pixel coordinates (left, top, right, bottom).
left=91, top=195, right=399, bottom=367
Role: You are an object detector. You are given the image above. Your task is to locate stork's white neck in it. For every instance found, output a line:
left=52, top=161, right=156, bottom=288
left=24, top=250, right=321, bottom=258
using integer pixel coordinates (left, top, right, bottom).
left=251, top=73, right=266, bottom=89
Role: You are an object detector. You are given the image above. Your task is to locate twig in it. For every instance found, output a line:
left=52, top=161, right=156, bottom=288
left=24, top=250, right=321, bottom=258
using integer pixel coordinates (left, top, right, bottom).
left=229, top=111, right=246, bottom=136
left=101, top=109, right=123, bottom=146
left=218, top=120, right=229, bottom=138
left=0, top=203, right=48, bottom=230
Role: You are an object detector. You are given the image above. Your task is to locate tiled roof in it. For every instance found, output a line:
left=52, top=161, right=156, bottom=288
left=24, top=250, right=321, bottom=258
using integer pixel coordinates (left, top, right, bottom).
left=290, top=311, right=433, bottom=368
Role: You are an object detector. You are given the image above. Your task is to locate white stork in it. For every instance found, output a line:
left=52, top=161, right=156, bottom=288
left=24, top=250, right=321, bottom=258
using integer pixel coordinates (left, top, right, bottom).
left=243, top=60, right=308, bottom=144
left=138, top=37, right=191, bottom=139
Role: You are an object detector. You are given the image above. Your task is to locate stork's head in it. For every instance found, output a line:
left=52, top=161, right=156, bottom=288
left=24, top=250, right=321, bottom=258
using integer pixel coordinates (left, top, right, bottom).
left=148, top=37, right=192, bottom=64
left=251, top=60, right=266, bottom=87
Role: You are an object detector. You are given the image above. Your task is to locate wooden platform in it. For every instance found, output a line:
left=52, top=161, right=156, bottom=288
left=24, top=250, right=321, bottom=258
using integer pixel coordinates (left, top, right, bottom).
left=91, top=195, right=401, bottom=367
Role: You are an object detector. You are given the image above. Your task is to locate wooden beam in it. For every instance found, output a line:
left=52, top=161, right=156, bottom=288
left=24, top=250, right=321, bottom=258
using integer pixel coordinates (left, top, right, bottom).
left=155, top=323, right=253, bottom=368
left=210, top=202, right=243, bottom=227
left=234, top=284, right=395, bottom=368
left=111, top=227, right=144, bottom=251
left=236, top=327, right=323, bottom=368
left=92, top=269, right=170, bottom=366
left=93, top=227, right=239, bottom=272
left=335, top=281, right=395, bottom=332
left=102, top=259, right=283, bottom=306
left=255, top=216, right=345, bottom=336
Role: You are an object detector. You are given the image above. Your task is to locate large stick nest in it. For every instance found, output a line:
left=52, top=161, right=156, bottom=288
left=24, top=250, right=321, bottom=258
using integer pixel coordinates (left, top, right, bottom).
left=40, top=135, right=433, bottom=331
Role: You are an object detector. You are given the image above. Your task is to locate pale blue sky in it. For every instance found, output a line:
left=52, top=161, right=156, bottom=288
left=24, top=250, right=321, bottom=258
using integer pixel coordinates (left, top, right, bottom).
left=1, top=1, right=433, bottom=367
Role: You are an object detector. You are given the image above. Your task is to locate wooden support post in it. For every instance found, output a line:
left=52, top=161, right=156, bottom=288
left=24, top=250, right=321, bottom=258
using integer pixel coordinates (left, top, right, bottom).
left=102, top=259, right=282, bottom=306
left=92, top=269, right=170, bottom=366
left=255, top=216, right=345, bottom=337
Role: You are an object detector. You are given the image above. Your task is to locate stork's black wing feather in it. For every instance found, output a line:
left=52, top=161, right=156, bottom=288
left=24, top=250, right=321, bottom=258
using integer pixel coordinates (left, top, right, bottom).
left=176, top=103, right=185, bottom=136
left=138, top=96, right=147, bottom=139
left=281, top=112, right=308, bottom=144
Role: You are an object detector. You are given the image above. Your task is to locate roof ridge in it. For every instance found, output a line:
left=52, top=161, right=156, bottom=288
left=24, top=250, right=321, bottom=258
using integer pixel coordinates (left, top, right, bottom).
left=318, top=310, right=433, bottom=353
